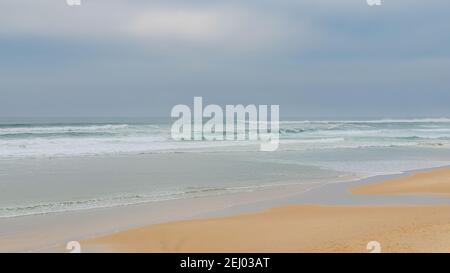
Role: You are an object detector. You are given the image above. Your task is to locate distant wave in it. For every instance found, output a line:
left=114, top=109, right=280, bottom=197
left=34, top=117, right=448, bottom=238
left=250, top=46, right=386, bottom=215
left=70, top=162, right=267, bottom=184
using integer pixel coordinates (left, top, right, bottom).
left=0, top=124, right=130, bottom=135
left=0, top=119, right=450, bottom=158
left=280, top=118, right=450, bottom=124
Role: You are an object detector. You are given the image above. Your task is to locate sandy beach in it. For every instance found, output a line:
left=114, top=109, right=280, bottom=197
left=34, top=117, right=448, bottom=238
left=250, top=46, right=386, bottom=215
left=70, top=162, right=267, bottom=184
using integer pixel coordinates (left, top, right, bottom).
left=2, top=0, right=450, bottom=259
left=351, top=168, right=450, bottom=197
left=83, top=168, right=450, bottom=253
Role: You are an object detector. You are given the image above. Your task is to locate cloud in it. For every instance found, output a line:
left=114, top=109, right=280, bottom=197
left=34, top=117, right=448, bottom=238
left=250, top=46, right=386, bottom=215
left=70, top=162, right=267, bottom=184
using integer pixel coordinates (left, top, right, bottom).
left=1, top=0, right=450, bottom=117
left=129, top=9, right=221, bottom=42
left=0, top=0, right=309, bottom=51
left=125, top=7, right=290, bottom=49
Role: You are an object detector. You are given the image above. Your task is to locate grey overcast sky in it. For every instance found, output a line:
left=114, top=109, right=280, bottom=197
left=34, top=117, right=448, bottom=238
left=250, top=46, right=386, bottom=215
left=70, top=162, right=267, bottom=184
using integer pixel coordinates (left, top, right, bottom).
left=0, top=0, right=449, bottom=118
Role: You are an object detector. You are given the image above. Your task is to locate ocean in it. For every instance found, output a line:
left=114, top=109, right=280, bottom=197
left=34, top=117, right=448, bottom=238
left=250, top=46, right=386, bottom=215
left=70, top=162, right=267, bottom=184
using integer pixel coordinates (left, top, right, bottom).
left=1, top=117, right=450, bottom=218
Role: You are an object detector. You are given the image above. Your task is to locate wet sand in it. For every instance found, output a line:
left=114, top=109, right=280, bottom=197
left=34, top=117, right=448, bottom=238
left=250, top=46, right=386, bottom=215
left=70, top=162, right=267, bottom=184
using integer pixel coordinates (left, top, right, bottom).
left=84, top=168, right=450, bottom=253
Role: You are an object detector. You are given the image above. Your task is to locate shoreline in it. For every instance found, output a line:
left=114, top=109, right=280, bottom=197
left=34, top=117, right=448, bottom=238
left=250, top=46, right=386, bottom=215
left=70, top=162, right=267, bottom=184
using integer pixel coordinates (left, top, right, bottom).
left=1, top=165, right=449, bottom=252
left=351, top=167, right=450, bottom=197
left=82, top=167, right=450, bottom=253
left=0, top=179, right=328, bottom=253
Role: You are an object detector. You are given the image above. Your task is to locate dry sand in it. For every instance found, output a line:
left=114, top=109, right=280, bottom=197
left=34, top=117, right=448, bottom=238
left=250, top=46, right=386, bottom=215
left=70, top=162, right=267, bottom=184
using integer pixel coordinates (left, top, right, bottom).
left=351, top=167, right=450, bottom=196
left=83, top=168, right=450, bottom=253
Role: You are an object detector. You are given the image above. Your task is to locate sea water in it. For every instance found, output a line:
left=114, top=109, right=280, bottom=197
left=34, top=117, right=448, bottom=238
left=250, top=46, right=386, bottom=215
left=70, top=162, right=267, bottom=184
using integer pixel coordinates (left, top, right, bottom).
left=1, top=117, right=450, bottom=218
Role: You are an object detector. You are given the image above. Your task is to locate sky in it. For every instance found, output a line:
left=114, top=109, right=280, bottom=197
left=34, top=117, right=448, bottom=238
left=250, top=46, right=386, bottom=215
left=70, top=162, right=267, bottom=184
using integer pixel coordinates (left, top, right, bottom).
left=0, top=0, right=449, bottom=119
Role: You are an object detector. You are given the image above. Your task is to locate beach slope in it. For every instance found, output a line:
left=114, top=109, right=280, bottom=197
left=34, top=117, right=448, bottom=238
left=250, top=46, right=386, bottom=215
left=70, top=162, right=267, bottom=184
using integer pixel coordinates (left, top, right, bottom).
left=84, top=168, right=450, bottom=253
left=351, top=168, right=450, bottom=196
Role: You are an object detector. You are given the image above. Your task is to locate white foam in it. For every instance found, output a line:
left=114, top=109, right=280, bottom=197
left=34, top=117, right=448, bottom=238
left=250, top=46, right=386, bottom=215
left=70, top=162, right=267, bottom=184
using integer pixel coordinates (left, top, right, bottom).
left=280, top=118, right=450, bottom=124
left=1, top=119, right=450, bottom=158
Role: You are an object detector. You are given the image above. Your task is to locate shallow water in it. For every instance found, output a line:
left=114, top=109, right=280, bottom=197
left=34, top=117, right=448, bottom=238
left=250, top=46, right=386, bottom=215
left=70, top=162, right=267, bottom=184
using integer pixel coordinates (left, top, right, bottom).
left=1, top=118, right=450, bottom=218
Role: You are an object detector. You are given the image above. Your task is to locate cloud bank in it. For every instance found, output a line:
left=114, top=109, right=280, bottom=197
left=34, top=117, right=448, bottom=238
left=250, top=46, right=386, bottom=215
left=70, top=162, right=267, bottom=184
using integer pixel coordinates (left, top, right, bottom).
left=0, top=0, right=449, bottom=118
